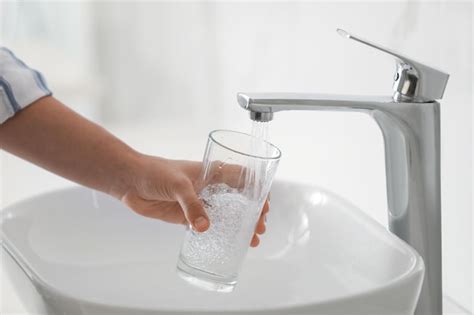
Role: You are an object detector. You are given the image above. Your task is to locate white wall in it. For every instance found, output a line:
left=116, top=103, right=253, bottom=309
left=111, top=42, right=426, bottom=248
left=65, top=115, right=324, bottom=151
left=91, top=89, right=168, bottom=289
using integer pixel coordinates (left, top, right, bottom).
left=0, top=1, right=101, bottom=119
left=1, top=1, right=472, bottom=313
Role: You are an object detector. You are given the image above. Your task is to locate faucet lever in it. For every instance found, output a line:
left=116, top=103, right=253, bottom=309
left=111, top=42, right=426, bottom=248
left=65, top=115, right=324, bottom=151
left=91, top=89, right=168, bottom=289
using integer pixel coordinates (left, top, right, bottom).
left=337, top=28, right=449, bottom=102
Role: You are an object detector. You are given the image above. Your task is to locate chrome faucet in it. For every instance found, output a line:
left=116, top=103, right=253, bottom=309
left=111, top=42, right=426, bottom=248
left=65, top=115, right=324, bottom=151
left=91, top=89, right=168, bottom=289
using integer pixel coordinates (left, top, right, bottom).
left=237, top=29, right=449, bottom=315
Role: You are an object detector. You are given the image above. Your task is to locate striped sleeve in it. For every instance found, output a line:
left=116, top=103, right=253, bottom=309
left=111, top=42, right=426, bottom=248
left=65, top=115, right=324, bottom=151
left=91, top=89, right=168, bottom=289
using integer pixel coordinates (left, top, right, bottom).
left=0, top=47, right=52, bottom=124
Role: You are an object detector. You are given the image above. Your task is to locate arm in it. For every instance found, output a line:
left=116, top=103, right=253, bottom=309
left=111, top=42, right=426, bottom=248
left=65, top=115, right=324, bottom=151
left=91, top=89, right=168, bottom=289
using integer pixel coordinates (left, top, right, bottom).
left=0, top=96, right=137, bottom=199
left=0, top=96, right=267, bottom=246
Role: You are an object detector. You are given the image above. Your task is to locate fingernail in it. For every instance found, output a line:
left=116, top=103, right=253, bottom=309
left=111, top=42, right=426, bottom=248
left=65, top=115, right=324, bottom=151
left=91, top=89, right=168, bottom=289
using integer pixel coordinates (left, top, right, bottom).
left=194, top=216, right=208, bottom=231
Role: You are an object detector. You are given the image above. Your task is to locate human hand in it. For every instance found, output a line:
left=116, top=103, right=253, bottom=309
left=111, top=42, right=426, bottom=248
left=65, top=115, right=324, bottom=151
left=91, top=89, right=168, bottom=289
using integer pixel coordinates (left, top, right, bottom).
left=0, top=97, right=267, bottom=247
left=118, top=155, right=268, bottom=247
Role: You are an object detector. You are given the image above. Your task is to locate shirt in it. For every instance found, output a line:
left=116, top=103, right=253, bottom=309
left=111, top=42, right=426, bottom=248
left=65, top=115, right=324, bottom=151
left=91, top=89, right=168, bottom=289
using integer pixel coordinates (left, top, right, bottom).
left=0, top=47, right=52, bottom=124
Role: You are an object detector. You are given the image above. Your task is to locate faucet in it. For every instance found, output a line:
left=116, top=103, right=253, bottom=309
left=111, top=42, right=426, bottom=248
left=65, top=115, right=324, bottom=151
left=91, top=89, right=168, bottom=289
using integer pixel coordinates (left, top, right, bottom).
left=237, top=29, right=449, bottom=315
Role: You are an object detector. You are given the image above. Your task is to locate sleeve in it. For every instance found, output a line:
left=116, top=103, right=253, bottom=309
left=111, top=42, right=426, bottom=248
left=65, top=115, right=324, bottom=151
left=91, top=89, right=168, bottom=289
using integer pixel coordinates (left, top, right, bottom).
left=0, top=47, right=52, bottom=124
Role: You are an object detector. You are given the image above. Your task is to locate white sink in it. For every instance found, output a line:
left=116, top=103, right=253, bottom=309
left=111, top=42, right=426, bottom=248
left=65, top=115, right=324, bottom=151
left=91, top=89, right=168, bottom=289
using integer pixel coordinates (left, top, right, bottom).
left=1, top=181, right=424, bottom=315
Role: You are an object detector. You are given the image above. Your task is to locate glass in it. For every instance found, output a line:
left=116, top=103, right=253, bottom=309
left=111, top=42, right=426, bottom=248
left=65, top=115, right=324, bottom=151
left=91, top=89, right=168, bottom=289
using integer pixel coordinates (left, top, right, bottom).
left=176, top=129, right=281, bottom=292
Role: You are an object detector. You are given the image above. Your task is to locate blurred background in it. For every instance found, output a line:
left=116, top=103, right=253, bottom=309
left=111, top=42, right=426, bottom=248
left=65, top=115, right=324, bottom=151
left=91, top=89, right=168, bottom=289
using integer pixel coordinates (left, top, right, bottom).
left=0, top=1, right=472, bottom=314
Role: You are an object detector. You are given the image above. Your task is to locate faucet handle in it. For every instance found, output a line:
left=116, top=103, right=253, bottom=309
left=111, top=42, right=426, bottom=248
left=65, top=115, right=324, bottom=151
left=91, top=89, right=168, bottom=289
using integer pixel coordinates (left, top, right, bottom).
left=337, top=28, right=449, bottom=102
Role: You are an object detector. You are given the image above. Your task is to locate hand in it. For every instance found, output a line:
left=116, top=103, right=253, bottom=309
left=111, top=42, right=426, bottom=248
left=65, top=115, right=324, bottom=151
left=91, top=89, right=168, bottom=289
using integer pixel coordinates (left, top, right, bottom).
left=119, top=155, right=268, bottom=247
left=0, top=97, right=267, bottom=247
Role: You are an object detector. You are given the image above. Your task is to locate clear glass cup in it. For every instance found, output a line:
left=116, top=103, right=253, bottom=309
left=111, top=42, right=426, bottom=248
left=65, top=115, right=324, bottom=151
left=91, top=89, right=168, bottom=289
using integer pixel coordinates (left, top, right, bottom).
left=176, top=129, right=281, bottom=292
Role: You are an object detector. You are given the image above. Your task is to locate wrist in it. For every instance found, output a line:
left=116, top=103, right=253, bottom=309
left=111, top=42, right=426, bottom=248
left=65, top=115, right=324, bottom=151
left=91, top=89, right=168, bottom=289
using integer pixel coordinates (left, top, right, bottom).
left=107, top=149, right=144, bottom=200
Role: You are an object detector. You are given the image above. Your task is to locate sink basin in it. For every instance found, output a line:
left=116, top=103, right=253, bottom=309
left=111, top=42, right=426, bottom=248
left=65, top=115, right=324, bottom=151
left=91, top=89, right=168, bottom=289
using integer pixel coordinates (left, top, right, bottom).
left=1, top=181, right=424, bottom=315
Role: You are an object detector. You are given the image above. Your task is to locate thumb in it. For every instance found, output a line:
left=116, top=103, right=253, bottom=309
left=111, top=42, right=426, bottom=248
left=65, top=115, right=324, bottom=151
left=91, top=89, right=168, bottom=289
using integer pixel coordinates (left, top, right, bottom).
left=174, top=180, right=210, bottom=232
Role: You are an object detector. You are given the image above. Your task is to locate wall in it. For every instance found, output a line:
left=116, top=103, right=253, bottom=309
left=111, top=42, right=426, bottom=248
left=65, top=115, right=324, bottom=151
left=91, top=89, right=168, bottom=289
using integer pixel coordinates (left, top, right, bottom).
left=1, top=1, right=472, bottom=313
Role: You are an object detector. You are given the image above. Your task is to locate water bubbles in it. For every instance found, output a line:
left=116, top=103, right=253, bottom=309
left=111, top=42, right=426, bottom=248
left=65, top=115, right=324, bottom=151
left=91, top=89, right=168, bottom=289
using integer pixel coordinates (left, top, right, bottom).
left=180, top=183, right=258, bottom=277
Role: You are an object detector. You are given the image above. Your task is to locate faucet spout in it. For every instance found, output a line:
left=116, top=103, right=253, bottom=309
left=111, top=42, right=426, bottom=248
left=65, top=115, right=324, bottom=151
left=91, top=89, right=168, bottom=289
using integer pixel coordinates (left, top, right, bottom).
left=237, top=92, right=396, bottom=118
left=237, top=91, right=442, bottom=315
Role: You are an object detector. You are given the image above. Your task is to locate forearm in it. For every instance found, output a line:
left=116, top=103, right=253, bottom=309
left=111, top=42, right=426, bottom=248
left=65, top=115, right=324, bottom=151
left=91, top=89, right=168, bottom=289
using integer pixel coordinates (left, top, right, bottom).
left=0, top=96, right=138, bottom=198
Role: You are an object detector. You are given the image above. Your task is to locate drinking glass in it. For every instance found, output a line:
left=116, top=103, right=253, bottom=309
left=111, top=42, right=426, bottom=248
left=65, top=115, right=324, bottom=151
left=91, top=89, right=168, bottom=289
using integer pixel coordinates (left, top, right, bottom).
left=176, top=129, right=281, bottom=292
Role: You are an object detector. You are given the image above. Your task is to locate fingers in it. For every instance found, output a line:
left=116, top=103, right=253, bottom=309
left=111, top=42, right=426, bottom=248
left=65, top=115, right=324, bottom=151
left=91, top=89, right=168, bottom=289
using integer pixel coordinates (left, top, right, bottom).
left=122, top=192, right=187, bottom=224
left=251, top=199, right=270, bottom=248
left=174, top=179, right=210, bottom=232
left=255, top=199, right=269, bottom=233
left=255, top=217, right=266, bottom=234
left=250, top=234, right=260, bottom=247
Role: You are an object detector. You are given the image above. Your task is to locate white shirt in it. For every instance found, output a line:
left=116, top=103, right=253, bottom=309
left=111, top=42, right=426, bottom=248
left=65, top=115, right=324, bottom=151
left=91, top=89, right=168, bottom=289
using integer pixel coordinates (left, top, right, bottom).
left=0, top=47, right=52, bottom=124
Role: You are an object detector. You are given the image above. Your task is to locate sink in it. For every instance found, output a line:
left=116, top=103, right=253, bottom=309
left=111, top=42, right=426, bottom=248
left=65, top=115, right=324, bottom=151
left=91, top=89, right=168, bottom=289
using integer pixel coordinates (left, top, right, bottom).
left=1, top=180, right=424, bottom=315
